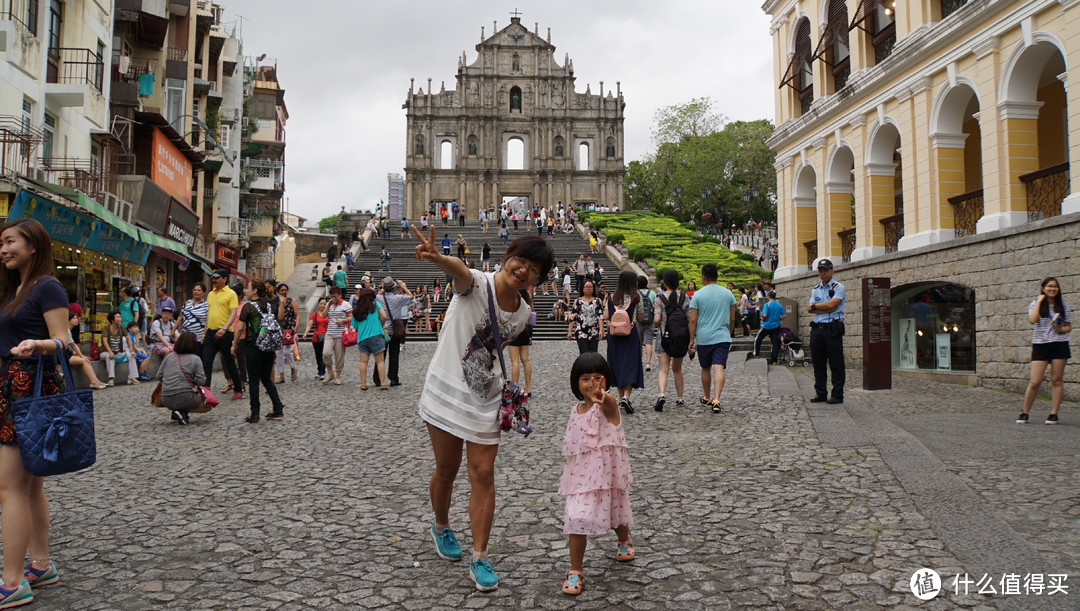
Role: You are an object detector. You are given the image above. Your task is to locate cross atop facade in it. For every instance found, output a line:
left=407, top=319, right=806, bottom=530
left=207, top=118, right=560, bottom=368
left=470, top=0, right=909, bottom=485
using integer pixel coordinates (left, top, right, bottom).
left=510, top=8, right=522, bottom=19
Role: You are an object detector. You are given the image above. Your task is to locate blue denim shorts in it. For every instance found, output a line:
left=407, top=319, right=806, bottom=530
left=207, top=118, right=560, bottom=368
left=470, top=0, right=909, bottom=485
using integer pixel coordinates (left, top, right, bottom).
left=697, top=342, right=732, bottom=369
left=356, top=334, right=386, bottom=355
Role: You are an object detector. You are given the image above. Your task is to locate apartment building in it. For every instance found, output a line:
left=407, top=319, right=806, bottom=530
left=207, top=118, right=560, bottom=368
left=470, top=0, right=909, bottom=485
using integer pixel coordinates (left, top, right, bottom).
left=240, top=60, right=287, bottom=281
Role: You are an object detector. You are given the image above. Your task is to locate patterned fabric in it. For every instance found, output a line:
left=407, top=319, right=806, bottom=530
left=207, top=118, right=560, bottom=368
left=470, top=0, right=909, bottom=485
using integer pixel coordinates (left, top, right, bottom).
left=0, top=359, right=63, bottom=445
left=279, top=298, right=297, bottom=330
left=559, top=402, right=634, bottom=535
left=569, top=298, right=602, bottom=341
left=1029, top=300, right=1071, bottom=344
left=180, top=299, right=208, bottom=337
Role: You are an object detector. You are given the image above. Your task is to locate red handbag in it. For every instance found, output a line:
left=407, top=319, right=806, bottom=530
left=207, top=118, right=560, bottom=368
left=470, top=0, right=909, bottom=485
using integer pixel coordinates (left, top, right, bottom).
left=341, top=326, right=358, bottom=347
left=282, top=328, right=295, bottom=346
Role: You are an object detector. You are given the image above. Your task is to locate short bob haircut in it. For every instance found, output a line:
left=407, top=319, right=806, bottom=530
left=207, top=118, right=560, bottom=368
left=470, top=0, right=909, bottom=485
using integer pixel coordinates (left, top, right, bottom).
left=174, top=331, right=199, bottom=355
left=504, top=235, right=555, bottom=287
left=569, top=351, right=614, bottom=400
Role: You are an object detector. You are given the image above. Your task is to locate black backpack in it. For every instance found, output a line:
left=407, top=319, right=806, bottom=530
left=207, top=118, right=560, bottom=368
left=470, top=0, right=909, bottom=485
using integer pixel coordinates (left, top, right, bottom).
left=639, top=289, right=655, bottom=327
left=658, top=291, right=690, bottom=358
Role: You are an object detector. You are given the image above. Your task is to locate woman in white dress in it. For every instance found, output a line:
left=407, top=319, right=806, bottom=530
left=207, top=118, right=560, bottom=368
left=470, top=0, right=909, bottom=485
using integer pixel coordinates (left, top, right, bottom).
left=412, top=228, right=553, bottom=592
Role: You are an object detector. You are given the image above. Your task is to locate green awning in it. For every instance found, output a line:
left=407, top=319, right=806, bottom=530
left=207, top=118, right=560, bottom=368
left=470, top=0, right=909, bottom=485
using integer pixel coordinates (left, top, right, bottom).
left=138, top=229, right=189, bottom=256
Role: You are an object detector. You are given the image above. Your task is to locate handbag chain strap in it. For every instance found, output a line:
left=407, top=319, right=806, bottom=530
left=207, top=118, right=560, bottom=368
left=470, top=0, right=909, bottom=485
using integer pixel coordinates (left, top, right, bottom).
left=485, top=279, right=509, bottom=382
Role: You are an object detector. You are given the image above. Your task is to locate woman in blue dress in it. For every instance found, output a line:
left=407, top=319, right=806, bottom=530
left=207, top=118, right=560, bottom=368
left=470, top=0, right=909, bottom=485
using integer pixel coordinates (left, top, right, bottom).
left=605, top=271, right=644, bottom=414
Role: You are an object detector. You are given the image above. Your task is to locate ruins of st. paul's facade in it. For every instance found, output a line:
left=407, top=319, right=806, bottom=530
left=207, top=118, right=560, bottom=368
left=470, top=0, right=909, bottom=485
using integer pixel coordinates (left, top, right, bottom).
left=403, top=15, right=626, bottom=219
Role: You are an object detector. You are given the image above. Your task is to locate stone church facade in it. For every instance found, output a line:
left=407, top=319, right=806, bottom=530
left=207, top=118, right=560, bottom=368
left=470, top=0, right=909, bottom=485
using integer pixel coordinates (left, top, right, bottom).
left=403, top=16, right=625, bottom=219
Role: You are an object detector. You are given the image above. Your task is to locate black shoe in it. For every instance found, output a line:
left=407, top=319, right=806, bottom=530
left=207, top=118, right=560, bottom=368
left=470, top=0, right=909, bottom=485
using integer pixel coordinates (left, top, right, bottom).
left=245, top=416, right=260, bottom=423
left=171, top=410, right=182, bottom=422
left=809, top=396, right=829, bottom=403
left=1016, top=413, right=1029, bottom=424
left=653, top=395, right=666, bottom=412
left=389, top=381, right=402, bottom=387
left=624, top=398, right=635, bottom=414
left=826, top=397, right=844, bottom=404
left=266, top=412, right=284, bottom=419
left=181, top=411, right=190, bottom=424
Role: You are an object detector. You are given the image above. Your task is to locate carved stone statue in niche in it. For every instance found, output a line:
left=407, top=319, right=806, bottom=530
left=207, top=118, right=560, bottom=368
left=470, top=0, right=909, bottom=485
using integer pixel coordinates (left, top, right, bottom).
left=510, top=88, right=522, bottom=111
left=554, top=138, right=564, bottom=157
left=551, top=83, right=564, bottom=107
left=606, top=138, right=615, bottom=158
left=468, top=137, right=477, bottom=155
left=512, top=54, right=520, bottom=73
left=467, top=81, right=479, bottom=105
left=415, top=135, right=424, bottom=156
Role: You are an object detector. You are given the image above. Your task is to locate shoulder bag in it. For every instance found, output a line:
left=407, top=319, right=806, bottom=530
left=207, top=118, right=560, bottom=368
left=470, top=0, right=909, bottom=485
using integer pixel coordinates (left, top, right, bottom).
left=384, top=295, right=407, bottom=340
left=13, top=339, right=97, bottom=476
left=175, top=352, right=217, bottom=412
left=485, top=280, right=531, bottom=437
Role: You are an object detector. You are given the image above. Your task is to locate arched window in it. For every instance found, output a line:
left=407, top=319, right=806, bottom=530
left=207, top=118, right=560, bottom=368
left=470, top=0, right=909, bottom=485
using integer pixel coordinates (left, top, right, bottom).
left=506, top=137, right=524, bottom=170
left=439, top=140, right=453, bottom=170
left=851, top=0, right=896, bottom=64
left=893, top=282, right=975, bottom=372
left=824, top=0, right=850, bottom=93
left=577, top=142, right=590, bottom=171
left=554, top=136, right=564, bottom=157
left=780, top=18, right=814, bottom=117
left=510, top=86, right=522, bottom=112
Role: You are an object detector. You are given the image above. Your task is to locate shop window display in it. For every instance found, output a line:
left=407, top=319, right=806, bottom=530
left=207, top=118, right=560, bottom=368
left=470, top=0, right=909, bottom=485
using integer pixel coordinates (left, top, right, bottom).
left=892, top=283, right=975, bottom=372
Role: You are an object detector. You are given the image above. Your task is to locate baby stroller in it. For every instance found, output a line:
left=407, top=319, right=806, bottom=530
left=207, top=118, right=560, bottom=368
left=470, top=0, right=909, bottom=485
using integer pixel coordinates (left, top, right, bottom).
left=779, top=328, right=807, bottom=367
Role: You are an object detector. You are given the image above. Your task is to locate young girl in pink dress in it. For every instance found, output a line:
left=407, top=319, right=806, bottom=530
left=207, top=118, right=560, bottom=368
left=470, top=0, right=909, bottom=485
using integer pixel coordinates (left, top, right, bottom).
left=558, top=352, right=635, bottom=595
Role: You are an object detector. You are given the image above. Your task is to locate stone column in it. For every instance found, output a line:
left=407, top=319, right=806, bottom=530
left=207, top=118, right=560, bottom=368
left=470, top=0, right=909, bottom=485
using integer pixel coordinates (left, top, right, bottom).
left=977, top=102, right=1042, bottom=232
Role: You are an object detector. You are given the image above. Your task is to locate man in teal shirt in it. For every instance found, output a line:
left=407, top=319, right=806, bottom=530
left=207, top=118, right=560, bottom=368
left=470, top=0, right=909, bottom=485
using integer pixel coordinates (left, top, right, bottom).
left=333, top=265, right=348, bottom=291
left=118, top=286, right=139, bottom=329
left=754, top=291, right=786, bottom=363
left=688, top=263, right=737, bottom=413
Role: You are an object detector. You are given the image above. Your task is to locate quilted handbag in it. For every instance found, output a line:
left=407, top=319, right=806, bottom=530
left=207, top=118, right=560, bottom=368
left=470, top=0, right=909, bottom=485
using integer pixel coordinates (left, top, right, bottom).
left=13, top=339, right=97, bottom=477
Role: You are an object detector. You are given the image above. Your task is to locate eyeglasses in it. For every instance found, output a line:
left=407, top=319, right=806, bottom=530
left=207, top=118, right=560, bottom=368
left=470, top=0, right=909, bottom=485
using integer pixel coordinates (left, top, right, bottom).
left=510, top=256, right=541, bottom=277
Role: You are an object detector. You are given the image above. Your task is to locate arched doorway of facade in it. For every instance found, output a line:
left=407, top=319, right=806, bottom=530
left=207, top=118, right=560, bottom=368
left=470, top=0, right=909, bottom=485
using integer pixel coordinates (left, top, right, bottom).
left=506, top=137, right=525, bottom=170
left=793, top=163, right=818, bottom=270
left=993, top=40, right=1071, bottom=227
left=1000, top=40, right=1069, bottom=222
left=892, top=282, right=976, bottom=372
left=865, top=122, right=904, bottom=253
left=825, top=144, right=855, bottom=262
left=931, top=83, right=982, bottom=238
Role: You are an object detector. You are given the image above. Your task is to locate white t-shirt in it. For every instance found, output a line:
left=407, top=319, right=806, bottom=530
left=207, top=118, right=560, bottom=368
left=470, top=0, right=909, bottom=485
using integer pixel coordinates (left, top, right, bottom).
left=149, top=318, right=175, bottom=344
left=418, top=270, right=531, bottom=444
left=325, top=300, right=353, bottom=338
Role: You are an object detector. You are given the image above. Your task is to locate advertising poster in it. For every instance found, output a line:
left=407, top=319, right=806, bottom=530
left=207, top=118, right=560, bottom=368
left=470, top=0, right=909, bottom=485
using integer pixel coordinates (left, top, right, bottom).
left=898, top=318, right=917, bottom=369
left=151, top=127, right=193, bottom=208
left=936, top=333, right=951, bottom=370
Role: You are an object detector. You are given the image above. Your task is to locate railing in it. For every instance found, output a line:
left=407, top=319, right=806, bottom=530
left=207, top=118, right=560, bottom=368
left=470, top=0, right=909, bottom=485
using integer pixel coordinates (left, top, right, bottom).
left=46, top=48, right=104, bottom=93
left=880, top=213, right=904, bottom=253
left=1020, top=162, right=1069, bottom=222
left=113, top=56, right=158, bottom=82
left=203, top=188, right=217, bottom=201
left=167, top=47, right=188, bottom=61
left=237, top=217, right=252, bottom=242
left=1, top=0, right=38, bottom=35
left=0, top=115, right=45, bottom=176
left=948, top=188, right=984, bottom=239
left=838, top=228, right=856, bottom=263
left=874, top=29, right=896, bottom=63
left=804, top=239, right=818, bottom=271
left=941, top=0, right=970, bottom=19
left=38, top=156, right=106, bottom=197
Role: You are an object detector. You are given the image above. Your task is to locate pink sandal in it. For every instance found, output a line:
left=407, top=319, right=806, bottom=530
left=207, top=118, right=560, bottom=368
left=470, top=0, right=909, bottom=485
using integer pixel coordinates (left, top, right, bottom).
left=561, top=570, right=583, bottom=595
left=616, top=540, right=635, bottom=562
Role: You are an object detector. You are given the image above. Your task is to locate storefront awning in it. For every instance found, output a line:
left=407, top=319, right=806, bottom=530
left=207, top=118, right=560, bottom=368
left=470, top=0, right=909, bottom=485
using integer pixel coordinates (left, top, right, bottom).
left=20, top=176, right=141, bottom=240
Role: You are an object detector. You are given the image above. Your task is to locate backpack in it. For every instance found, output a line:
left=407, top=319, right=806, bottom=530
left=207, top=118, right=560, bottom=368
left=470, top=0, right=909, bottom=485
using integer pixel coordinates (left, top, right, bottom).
left=639, top=289, right=655, bottom=326
left=658, top=292, right=690, bottom=358
left=254, top=301, right=283, bottom=352
left=609, top=299, right=633, bottom=336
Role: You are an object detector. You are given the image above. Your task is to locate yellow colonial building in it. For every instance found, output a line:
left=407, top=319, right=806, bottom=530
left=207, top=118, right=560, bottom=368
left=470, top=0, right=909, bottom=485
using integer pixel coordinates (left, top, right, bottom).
left=763, top=0, right=1078, bottom=395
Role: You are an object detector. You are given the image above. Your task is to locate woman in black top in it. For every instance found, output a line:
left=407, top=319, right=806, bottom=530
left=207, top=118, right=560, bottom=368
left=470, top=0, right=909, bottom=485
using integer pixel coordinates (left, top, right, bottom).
left=0, top=219, right=70, bottom=602
left=231, top=281, right=283, bottom=423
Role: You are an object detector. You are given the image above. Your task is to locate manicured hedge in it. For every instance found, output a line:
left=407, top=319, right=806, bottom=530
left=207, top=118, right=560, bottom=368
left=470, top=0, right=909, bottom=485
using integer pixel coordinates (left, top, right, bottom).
left=580, top=211, right=767, bottom=289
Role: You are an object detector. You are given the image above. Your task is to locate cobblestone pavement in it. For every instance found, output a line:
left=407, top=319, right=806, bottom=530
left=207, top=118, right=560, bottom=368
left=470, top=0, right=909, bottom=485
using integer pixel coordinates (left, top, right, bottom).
left=32, top=340, right=1076, bottom=609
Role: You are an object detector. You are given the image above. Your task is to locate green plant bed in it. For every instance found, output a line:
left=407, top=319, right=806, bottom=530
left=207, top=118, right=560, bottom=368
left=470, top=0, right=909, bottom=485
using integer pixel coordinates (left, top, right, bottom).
left=581, top=211, right=766, bottom=289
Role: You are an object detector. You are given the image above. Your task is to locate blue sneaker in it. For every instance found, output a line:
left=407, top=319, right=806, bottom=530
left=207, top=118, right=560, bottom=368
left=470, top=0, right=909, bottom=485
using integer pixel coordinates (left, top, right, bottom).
left=24, top=561, right=58, bottom=588
left=138, top=373, right=153, bottom=382
left=430, top=524, right=462, bottom=561
left=469, top=559, right=499, bottom=592
left=0, top=579, right=32, bottom=608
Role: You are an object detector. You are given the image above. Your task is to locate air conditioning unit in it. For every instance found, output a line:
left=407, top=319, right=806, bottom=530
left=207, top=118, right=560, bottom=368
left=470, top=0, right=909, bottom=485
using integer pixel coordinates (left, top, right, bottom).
left=33, top=168, right=46, bottom=181
left=241, top=117, right=249, bottom=129
left=101, top=192, right=134, bottom=224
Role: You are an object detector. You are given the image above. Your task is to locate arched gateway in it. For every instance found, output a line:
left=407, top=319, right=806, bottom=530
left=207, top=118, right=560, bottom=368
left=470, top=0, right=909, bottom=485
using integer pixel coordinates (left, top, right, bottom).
left=403, top=15, right=626, bottom=219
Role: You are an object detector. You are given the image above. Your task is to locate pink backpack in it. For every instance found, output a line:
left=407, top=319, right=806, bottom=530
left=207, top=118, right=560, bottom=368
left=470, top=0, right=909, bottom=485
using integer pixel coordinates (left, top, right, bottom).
left=609, top=301, right=632, bottom=336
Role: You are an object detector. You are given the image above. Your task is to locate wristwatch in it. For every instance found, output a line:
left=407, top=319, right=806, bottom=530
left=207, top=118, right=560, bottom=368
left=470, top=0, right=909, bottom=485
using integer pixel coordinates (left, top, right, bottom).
left=810, top=304, right=816, bottom=312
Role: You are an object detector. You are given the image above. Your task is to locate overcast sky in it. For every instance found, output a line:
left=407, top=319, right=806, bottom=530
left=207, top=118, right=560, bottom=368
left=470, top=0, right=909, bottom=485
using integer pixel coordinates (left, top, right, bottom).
left=219, top=0, right=774, bottom=223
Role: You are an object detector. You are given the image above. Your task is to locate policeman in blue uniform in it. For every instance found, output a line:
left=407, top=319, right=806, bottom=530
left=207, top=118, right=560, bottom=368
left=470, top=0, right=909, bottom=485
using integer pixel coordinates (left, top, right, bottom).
left=807, top=258, right=846, bottom=403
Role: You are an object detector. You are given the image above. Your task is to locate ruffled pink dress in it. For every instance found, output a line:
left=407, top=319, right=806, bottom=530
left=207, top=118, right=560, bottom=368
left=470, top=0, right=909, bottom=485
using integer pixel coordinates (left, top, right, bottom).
left=558, top=402, right=634, bottom=535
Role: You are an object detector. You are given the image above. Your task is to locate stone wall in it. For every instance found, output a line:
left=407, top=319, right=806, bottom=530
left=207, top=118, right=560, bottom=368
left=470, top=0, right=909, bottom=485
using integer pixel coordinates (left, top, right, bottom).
left=771, top=213, right=1080, bottom=401
left=293, top=232, right=337, bottom=263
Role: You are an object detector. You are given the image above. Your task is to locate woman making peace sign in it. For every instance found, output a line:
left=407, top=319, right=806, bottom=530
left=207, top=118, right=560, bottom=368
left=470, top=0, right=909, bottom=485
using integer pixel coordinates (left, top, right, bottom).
left=412, top=225, right=553, bottom=592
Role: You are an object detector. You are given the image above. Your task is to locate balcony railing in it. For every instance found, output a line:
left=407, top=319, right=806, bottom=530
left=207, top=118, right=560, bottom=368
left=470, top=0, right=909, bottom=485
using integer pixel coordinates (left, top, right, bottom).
left=46, top=48, right=104, bottom=93
left=113, top=56, right=158, bottom=82
left=203, top=188, right=217, bottom=201
left=838, top=228, right=856, bottom=263
left=948, top=188, right=984, bottom=239
left=880, top=213, right=904, bottom=254
left=38, top=156, right=107, bottom=197
left=167, top=46, right=187, bottom=61
left=0, top=115, right=45, bottom=176
left=1021, top=162, right=1070, bottom=222
left=1, top=0, right=38, bottom=35
left=804, top=239, right=818, bottom=271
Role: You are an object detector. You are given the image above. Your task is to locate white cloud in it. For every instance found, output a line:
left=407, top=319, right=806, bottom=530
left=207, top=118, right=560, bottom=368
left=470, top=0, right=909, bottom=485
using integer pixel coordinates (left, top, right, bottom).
left=224, top=0, right=774, bottom=222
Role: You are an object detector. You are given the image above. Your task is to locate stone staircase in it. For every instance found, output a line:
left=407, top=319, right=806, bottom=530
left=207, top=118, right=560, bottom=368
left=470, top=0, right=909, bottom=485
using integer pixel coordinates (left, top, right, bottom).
left=344, top=221, right=617, bottom=342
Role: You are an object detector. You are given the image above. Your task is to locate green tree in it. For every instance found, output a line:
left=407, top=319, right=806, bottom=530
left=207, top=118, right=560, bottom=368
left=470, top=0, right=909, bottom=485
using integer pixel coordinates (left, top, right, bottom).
left=651, top=97, right=727, bottom=146
left=318, top=213, right=340, bottom=234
